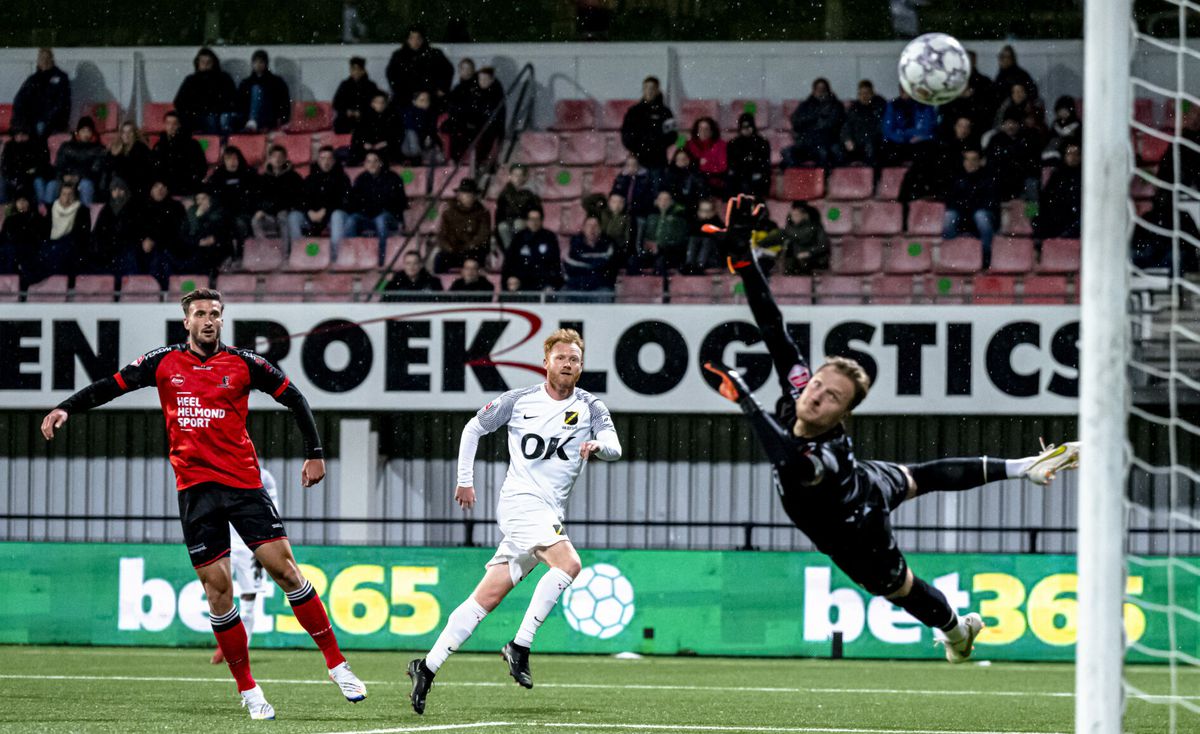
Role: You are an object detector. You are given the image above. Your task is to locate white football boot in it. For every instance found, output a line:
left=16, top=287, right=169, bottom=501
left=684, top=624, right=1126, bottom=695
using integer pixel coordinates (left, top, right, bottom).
left=240, top=685, right=275, bottom=720
left=940, top=612, right=985, bottom=664
left=1022, top=441, right=1081, bottom=486
left=329, top=661, right=367, bottom=702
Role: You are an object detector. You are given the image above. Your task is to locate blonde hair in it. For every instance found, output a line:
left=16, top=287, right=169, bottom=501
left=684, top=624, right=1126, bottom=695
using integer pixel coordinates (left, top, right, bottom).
left=816, top=356, right=871, bottom=410
left=543, top=328, right=584, bottom=357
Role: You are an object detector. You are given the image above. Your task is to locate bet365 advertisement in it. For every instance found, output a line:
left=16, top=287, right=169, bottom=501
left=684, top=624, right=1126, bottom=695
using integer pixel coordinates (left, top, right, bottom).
left=0, top=543, right=1191, bottom=662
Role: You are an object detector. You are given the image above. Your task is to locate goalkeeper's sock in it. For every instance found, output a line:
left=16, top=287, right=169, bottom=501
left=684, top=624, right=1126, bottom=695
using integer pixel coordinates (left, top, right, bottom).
left=426, top=596, right=489, bottom=673
left=1005, top=457, right=1038, bottom=478
left=908, top=457, right=1009, bottom=495
left=514, top=568, right=574, bottom=648
left=891, top=576, right=957, bottom=632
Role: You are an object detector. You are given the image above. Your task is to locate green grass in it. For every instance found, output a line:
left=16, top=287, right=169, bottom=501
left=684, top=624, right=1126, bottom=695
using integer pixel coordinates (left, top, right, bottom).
left=0, top=645, right=1190, bottom=733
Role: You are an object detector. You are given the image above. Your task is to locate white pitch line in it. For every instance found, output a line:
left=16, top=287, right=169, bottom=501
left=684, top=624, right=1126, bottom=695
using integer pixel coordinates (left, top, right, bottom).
left=316, top=722, right=1068, bottom=734
left=318, top=724, right=512, bottom=734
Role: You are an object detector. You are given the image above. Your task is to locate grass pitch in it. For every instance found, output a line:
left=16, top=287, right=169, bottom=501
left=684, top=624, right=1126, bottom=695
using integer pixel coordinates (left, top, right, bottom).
left=0, top=645, right=1187, bottom=733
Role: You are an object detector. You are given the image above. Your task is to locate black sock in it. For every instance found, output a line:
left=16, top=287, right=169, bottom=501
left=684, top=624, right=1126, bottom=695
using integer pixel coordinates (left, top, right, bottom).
left=891, top=576, right=957, bottom=632
left=908, top=457, right=1008, bottom=496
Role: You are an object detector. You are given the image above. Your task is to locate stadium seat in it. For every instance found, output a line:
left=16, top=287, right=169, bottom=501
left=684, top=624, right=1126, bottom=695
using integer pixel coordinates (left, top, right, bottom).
left=778, top=100, right=801, bottom=130
left=605, top=132, right=629, bottom=165
left=814, top=274, right=865, bottom=304
left=262, top=273, right=307, bottom=302
left=559, top=203, right=586, bottom=235
left=288, top=237, right=332, bottom=272
left=1135, top=131, right=1170, bottom=164
left=906, top=200, right=946, bottom=235
left=1038, top=238, right=1081, bottom=273
left=1133, top=97, right=1155, bottom=127
left=720, top=99, right=770, bottom=131
left=870, top=275, right=920, bottom=304
left=72, top=275, right=116, bottom=303
left=589, top=165, right=618, bottom=195
left=431, top=166, right=469, bottom=198
left=515, top=132, right=560, bottom=165
left=0, top=104, right=12, bottom=134
left=831, top=237, right=884, bottom=274
left=1130, top=174, right=1156, bottom=200
left=273, top=133, right=313, bottom=166
left=856, top=202, right=903, bottom=235
left=601, top=99, right=638, bottom=131
left=214, top=273, right=258, bottom=299
left=770, top=275, right=813, bottom=304
left=47, top=133, right=71, bottom=163
left=540, top=201, right=564, bottom=232
left=934, top=238, right=984, bottom=273
left=540, top=168, right=584, bottom=200
left=989, top=237, right=1036, bottom=274
left=227, top=134, right=267, bottom=167
left=395, top=166, right=429, bottom=198
left=382, top=237, right=418, bottom=266
left=285, top=101, right=334, bottom=133
left=814, top=201, right=853, bottom=235
left=668, top=275, right=717, bottom=304
left=559, top=131, right=607, bottom=166
left=168, top=274, right=210, bottom=297
left=765, top=199, right=791, bottom=226
left=240, top=238, right=286, bottom=272
left=615, top=275, right=664, bottom=303
left=1000, top=200, right=1034, bottom=236
left=118, top=275, right=163, bottom=302
left=196, top=135, right=221, bottom=166
left=83, top=101, right=120, bottom=132
left=883, top=238, right=933, bottom=273
left=552, top=100, right=598, bottom=131
left=773, top=168, right=824, bottom=201
left=309, top=273, right=358, bottom=302
left=332, top=237, right=380, bottom=271
left=679, top=99, right=720, bottom=131
left=923, top=274, right=969, bottom=303
left=766, top=130, right=791, bottom=167
left=316, top=131, right=353, bottom=150
left=875, top=167, right=907, bottom=200
left=973, top=274, right=1018, bottom=304
left=26, top=275, right=69, bottom=302
left=0, top=273, right=19, bottom=301
left=141, top=102, right=173, bottom=134
left=827, top=167, right=874, bottom=200
left=1022, top=275, right=1070, bottom=304
left=416, top=203, right=442, bottom=234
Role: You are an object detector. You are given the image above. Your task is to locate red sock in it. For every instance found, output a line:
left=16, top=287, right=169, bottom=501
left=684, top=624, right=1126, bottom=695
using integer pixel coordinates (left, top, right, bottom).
left=211, top=611, right=256, bottom=692
left=288, top=582, right=346, bottom=669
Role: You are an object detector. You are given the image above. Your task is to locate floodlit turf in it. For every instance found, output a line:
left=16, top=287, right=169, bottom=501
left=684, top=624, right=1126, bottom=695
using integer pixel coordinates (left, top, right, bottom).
left=0, top=645, right=1187, bottom=733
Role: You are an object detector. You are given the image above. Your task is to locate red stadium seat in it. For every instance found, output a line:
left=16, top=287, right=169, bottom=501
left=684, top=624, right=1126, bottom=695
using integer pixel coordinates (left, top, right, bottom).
left=540, top=201, right=563, bottom=232
left=416, top=203, right=442, bottom=235
left=1130, top=174, right=1156, bottom=200
left=196, top=135, right=221, bottom=166
left=1038, top=238, right=1081, bottom=273
left=924, top=274, right=969, bottom=302
left=383, top=237, right=418, bottom=266
left=906, top=200, right=946, bottom=235
left=973, top=275, right=1018, bottom=304
left=516, top=132, right=560, bottom=165
left=778, top=100, right=801, bottom=130
left=679, top=99, right=720, bottom=131
left=559, top=131, right=607, bottom=165
left=875, top=167, right=908, bottom=200
left=989, top=237, right=1035, bottom=273
left=262, top=273, right=308, bottom=302
left=766, top=275, right=810, bottom=304
left=141, top=102, right=173, bottom=134
left=288, top=238, right=332, bottom=272
left=870, top=275, right=920, bottom=304
left=720, top=99, right=770, bottom=131
left=773, top=168, right=824, bottom=201
left=827, top=167, right=874, bottom=200
left=1000, top=200, right=1034, bottom=236
left=226, top=134, right=267, bottom=167
left=240, top=238, right=286, bottom=272
left=0, top=104, right=12, bottom=134
left=552, top=100, right=598, bottom=131
left=1136, top=131, right=1170, bottom=164
left=83, top=101, right=121, bottom=132
left=309, top=273, right=358, bottom=301
left=431, top=166, right=469, bottom=198
left=604, top=132, right=629, bottom=165
left=1022, top=275, right=1070, bottom=304
left=814, top=274, right=865, bottom=304
left=669, top=275, right=717, bottom=304
left=540, top=168, right=584, bottom=200
left=168, top=274, right=210, bottom=297
left=0, top=273, right=19, bottom=301
left=589, top=165, right=618, bottom=195
left=766, top=130, right=791, bottom=167
left=884, top=238, right=933, bottom=273
left=856, top=202, right=903, bottom=235
left=214, top=273, right=258, bottom=299
left=615, top=275, right=664, bottom=303
left=765, top=199, right=791, bottom=226
left=118, top=275, right=163, bottom=302
left=1134, top=97, right=1156, bottom=127
left=394, top=166, right=429, bottom=198
left=814, top=201, right=853, bottom=235
left=934, top=238, right=984, bottom=273
left=72, top=275, right=116, bottom=303
left=26, top=275, right=69, bottom=302
left=333, top=237, right=381, bottom=271
left=316, top=131, right=353, bottom=150
left=602, top=99, right=638, bottom=131
left=559, top=203, right=586, bottom=235
left=285, top=101, right=334, bottom=133
left=831, top=237, right=884, bottom=274
left=272, top=133, right=313, bottom=167
left=47, top=133, right=71, bottom=163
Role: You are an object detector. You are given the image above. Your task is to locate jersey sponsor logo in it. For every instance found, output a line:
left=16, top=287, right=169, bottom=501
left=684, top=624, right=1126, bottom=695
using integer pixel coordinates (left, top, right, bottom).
left=218, top=376, right=232, bottom=389
left=788, top=364, right=811, bottom=390
left=519, top=434, right=575, bottom=461
left=553, top=523, right=564, bottom=535
left=175, top=395, right=227, bottom=429
left=170, top=374, right=185, bottom=387
left=564, top=411, right=579, bottom=426
left=192, top=364, right=212, bottom=371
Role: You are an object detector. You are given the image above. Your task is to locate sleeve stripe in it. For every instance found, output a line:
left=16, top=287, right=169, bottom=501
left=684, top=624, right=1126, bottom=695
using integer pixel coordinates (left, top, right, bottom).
left=272, top=377, right=290, bottom=398
left=113, top=372, right=128, bottom=390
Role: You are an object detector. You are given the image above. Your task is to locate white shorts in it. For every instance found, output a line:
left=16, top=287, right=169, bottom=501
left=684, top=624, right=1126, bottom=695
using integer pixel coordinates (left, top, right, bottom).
left=486, top=498, right=569, bottom=585
left=231, top=538, right=266, bottom=595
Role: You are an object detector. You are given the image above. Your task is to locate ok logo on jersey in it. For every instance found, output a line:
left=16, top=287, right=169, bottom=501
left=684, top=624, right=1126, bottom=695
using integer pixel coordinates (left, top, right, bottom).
left=520, top=434, right=575, bottom=461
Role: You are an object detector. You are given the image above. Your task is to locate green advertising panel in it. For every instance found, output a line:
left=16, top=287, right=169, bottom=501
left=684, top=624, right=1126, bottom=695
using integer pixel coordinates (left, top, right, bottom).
left=0, top=542, right=1194, bottom=662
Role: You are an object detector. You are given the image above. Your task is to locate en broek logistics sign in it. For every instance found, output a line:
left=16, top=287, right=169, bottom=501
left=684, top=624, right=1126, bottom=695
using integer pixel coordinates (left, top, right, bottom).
left=0, top=543, right=1192, bottom=663
left=0, top=303, right=1078, bottom=414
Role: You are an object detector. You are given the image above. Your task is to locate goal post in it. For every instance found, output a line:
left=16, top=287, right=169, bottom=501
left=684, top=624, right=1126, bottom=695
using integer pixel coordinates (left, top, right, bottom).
left=1077, top=0, right=1133, bottom=730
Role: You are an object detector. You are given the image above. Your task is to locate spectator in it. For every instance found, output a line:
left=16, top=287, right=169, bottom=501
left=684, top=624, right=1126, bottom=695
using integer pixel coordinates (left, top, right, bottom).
left=445, top=65, right=506, bottom=165
left=985, top=109, right=1041, bottom=201
left=942, top=148, right=998, bottom=268
left=434, top=177, right=491, bottom=272
left=841, top=80, right=887, bottom=166
left=381, top=250, right=443, bottom=300
left=682, top=198, right=723, bottom=274
left=89, top=177, right=142, bottom=275
left=237, top=49, right=291, bottom=132
left=784, top=78, right=845, bottom=168
left=34, top=181, right=91, bottom=282
left=938, top=50, right=997, bottom=139
left=332, top=57, right=381, bottom=134
left=1034, top=142, right=1082, bottom=239
left=0, top=193, right=47, bottom=276
left=599, top=192, right=632, bottom=262
left=1042, top=96, right=1081, bottom=163
left=103, top=121, right=152, bottom=197
left=448, top=256, right=495, bottom=299
left=45, top=117, right=105, bottom=206
left=344, top=150, right=408, bottom=261
left=620, top=76, right=677, bottom=174
left=385, top=26, right=454, bottom=110
left=994, top=45, right=1039, bottom=104
left=349, top=92, right=399, bottom=165
left=638, top=190, right=689, bottom=274
left=400, top=90, right=446, bottom=165
left=992, top=82, right=1046, bottom=138
left=0, top=126, right=51, bottom=204
left=726, top=112, right=772, bottom=199
left=140, top=180, right=187, bottom=285
left=206, top=146, right=260, bottom=248
left=760, top=201, right=831, bottom=275
left=685, top=117, right=728, bottom=195
left=612, top=154, right=656, bottom=219
left=494, top=164, right=542, bottom=248
left=881, top=87, right=938, bottom=164
left=173, top=47, right=238, bottom=135
left=444, top=58, right=477, bottom=156
left=13, top=48, right=71, bottom=136
left=151, top=111, right=207, bottom=196
left=502, top=207, right=563, bottom=291
left=176, top=189, right=234, bottom=276
left=254, top=145, right=305, bottom=250
left=1134, top=108, right=1200, bottom=270
left=663, top=148, right=707, bottom=214
left=564, top=214, right=616, bottom=296
left=295, top=145, right=351, bottom=241
left=901, top=115, right=976, bottom=202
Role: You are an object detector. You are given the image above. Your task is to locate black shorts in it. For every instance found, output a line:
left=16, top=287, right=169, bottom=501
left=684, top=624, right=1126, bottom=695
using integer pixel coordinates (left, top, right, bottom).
left=178, top=482, right=287, bottom=568
left=860, top=460, right=911, bottom=512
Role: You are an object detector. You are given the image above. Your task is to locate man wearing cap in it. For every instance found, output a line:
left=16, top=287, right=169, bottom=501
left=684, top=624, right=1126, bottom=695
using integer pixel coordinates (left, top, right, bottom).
left=434, top=177, right=492, bottom=273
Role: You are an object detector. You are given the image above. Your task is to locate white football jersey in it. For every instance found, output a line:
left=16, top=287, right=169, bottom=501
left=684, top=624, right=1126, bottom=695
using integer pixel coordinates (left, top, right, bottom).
left=475, top=383, right=617, bottom=510
left=230, top=467, right=279, bottom=554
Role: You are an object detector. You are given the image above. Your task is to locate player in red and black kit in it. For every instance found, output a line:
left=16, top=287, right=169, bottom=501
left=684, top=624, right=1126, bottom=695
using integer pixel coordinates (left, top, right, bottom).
left=701, top=197, right=1081, bottom=662
left=41, top=288, right=366, bottom=720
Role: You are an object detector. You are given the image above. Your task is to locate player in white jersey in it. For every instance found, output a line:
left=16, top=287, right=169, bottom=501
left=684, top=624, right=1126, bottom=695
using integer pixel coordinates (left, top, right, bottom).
left=406, top=328, right=622, bottom=714
left=211, top=465, right=278, bottom=664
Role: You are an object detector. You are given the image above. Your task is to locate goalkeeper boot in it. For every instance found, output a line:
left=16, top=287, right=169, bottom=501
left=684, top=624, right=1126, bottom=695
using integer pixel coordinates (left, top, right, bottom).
left=240, top=685, right=275, bottom=720
left=939, top=612, right=985, bottom=664
left=329, top=661, right=367, bottom=703
left=1022, top=440, right=1081, bottom=486
left=501, top=641, right=533, bottom=689
left=406, top=658, right=434, bottom=714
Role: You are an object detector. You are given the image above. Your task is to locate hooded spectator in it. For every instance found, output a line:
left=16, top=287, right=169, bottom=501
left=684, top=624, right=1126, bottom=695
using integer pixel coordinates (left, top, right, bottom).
left=385, top=26, right=454, bottom=110
left=841, top=80, right=888, bottom=166
left=435, top=177, right=491, bottom=272
left=938, top=50, right=997, bottom=138
left=103, top=121, right=152, bottom=197
left=1034, top=142, right=1082, bottom=239
left=0, top=126, right=51, bottom=205
left=13, top=48, right=71, bottom=136
left=89, top=177, right=143, bottom=275
left=621, top=76, right=678, bottom=172
left=1042, top=96, right=1082, bottom=162
left=685, top=117, right=728, bottom=195
left=140, top=180, right=186, bottom=284
left=727, top=112, right=772, bottom=199
left=151, top=111, right=207, bottom=196
left=503, top=207, right=563, bottom=291
left=237, top=49, right=292, bottom=132
left=785, top=78, right=846, bottom=168
left=994, top=45, right=1039, bottom=104
left=349, top=92, right=400, bottom=165
left=45, top=116, right=105, bottom=206
left=332, top=57, right=382, bottom=134
left=173, top=47, right=238, bottom=134
left=445, top=64, right=506, bottom=164
left=254, top=145, right=305, bottom=249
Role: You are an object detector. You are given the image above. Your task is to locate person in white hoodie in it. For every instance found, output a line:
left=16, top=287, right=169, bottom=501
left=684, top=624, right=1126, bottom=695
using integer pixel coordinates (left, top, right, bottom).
left=27, top=179, right=89, bottom=283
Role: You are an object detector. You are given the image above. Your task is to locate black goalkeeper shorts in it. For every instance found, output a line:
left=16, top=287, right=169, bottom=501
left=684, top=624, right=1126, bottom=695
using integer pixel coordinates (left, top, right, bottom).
left=825, top=504, right=908, bottom=597
left=177, top=482, right=287, bottom=568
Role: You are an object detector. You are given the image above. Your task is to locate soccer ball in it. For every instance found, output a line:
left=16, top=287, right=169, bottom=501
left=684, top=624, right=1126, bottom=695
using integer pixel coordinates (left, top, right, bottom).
left=898, top=32, right=971, bottom=106
left=562, top=563, right=635, bottom=640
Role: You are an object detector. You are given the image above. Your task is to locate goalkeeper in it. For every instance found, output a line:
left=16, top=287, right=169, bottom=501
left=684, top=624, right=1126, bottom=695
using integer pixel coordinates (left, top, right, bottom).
left=703, top=195, right=1080, bottom=662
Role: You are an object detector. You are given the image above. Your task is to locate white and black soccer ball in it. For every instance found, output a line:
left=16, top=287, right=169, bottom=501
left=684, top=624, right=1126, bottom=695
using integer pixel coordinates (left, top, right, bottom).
left=562, top=563, right=635, bottom=640
left=898, top=32, right=971, bottom=106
